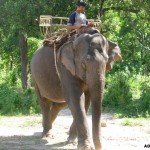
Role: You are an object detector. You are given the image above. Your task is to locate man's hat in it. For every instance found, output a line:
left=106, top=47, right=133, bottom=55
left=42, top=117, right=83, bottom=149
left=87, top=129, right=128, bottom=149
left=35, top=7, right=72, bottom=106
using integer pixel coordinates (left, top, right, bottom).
left=77, top=0, right=86, bottom=7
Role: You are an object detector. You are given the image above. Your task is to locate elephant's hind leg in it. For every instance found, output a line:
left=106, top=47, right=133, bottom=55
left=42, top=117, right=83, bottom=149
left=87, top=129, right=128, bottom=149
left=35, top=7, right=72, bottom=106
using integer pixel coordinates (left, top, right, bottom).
left=50, top=102, right=67, bottom=123
left=40, top=98, right=53, bottom=137
left=41, top=101, right=67, bottom=138
left=32, top=82, right=52, bottom=137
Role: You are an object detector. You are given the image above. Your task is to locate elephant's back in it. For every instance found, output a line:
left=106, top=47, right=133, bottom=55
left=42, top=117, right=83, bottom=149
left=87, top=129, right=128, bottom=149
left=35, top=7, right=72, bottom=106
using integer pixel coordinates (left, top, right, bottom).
left=31, top=46, right=64, bottom=102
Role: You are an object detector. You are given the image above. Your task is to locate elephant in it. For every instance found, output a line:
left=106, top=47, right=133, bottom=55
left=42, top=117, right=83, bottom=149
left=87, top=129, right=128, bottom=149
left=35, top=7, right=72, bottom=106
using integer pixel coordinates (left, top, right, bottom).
left=31, top=32, right=122, bottom=150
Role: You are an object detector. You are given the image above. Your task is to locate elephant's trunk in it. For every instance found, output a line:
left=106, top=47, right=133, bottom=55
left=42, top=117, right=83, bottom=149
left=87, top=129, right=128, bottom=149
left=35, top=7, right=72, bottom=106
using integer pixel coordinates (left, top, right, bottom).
left=87, top=76, right=105, bottom=150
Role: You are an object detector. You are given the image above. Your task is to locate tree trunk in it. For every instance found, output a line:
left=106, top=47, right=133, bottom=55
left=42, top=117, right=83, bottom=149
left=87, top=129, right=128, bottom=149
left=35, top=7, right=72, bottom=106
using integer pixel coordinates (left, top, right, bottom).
left=19, top=31, right=28, bottom=89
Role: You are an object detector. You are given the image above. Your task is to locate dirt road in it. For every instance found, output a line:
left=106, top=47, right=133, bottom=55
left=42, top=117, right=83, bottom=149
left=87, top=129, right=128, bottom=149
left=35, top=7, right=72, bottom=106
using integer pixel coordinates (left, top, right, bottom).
left=0, top=108, right=149, bottom=150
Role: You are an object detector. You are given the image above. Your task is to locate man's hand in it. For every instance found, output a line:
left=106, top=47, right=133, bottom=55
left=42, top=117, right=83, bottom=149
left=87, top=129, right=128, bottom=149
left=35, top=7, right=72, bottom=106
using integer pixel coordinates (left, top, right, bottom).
left=87, top=22, right=94, bottom=27
left=78, top=24, right=87, bottom=29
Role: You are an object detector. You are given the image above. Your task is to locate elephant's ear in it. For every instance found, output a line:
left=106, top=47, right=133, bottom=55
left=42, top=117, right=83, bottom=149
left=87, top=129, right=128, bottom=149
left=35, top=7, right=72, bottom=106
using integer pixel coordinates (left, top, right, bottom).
left=57, top=41, right=75, bottom=76
left=106, top=40, right=123, bottom=71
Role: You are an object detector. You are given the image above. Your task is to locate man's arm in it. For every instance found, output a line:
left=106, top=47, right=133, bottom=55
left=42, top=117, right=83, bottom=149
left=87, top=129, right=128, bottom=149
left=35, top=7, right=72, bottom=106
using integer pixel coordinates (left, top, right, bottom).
left=67, top=24, right=86, bottom=31
left=66, top=25, right=79, bottom=30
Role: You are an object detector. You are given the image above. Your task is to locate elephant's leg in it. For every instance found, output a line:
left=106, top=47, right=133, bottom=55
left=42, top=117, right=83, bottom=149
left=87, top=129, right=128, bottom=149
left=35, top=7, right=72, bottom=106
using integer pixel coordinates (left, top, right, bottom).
left=41, top=101, right=67, bottom=137
left=40, top=98, right=53, bottom=137
left=68, top=119, right=76, bottom=143
left=68, top=91, right=91, bottom=143
left=67, top=94, right=93, bottom=149
left=33, top=82, right=53, bottom=137
left=42, top=101, right=67, bottom=137
left=50, top=102, right=67, bottom=123
left=84, top=90, right=91, bottom=114
left=60, top=66, right=93, bottom=149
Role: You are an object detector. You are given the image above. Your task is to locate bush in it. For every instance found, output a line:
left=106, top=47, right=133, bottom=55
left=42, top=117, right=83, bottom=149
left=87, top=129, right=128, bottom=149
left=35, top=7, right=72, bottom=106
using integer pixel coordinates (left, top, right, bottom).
left=135, top=81, right=150, bottom=117
left=103, top=72, right=150, bottom=117
left=0, top=84, right=40, bottom=115
left=28, top=37, right=42, bottom=62
left=103, top=72, right=132, bottom=112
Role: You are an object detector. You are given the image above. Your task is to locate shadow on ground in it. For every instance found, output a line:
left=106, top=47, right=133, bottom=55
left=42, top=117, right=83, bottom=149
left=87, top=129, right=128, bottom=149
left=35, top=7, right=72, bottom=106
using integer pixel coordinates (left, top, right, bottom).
left=0, top=132, right=76, bottom=150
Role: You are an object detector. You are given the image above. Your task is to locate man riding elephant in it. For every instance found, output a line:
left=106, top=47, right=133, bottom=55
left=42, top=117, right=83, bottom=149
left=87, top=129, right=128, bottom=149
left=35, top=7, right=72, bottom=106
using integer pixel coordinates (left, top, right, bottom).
left=67, top=0, right=93, bottom=32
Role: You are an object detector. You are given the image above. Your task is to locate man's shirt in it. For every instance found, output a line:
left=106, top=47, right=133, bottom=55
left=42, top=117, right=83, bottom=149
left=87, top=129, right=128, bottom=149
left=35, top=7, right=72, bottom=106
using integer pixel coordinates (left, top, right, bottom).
left=67, top=11, right=88, bottom=26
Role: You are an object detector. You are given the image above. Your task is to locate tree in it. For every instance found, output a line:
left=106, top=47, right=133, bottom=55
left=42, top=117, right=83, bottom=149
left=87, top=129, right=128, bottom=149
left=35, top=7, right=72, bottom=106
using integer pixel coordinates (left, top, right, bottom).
left=0, top=0, right=149, bottom=88
left=86, top=0, right=150, bottom=74
left=0, top=0, right=48, bottom=88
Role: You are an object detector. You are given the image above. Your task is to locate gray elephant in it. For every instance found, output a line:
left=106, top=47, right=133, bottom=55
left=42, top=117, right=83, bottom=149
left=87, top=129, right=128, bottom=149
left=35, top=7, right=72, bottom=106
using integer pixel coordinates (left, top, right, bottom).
left=31, top=33, right=122, bottom=150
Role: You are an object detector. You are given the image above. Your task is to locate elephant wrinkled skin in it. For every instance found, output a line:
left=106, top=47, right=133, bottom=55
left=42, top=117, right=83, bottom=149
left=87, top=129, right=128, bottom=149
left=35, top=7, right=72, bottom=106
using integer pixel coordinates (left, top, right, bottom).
left=31, top=33, right=122, bottom=150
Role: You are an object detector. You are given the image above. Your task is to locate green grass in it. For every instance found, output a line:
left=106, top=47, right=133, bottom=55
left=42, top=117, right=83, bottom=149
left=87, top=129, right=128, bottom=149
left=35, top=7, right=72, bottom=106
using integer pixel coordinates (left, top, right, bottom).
left=121, top=117, right=150, bottom=126
left=0, top=115, right=42, bottom=128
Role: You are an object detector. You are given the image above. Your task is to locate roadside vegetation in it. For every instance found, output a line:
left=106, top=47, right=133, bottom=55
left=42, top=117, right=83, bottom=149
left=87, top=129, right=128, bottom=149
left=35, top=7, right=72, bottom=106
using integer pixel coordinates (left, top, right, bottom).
left=121, top=118, right=144, bottom=126
left=0, top=0, right=149, bottom=118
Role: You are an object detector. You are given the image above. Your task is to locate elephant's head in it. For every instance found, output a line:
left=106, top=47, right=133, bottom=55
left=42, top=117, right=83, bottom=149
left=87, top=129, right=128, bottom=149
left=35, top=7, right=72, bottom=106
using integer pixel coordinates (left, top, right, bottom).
left=76, top=26, right=100, bottom=35
left=58, top=33, right=122, bottom=80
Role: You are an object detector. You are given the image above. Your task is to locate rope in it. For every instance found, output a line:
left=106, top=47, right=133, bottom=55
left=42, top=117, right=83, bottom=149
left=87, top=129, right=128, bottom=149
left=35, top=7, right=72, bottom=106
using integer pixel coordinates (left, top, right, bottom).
left=54, top=42, right=60, bottom=79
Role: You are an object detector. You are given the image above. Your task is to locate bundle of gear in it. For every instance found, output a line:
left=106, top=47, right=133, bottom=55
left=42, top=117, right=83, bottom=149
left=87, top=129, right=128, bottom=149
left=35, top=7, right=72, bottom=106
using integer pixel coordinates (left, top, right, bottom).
left=42, top=30, right=76, bottom=50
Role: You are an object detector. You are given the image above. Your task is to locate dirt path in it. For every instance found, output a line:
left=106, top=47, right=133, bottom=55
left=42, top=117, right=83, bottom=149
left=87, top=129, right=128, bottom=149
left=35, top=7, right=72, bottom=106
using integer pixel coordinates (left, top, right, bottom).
left=0, top=108, right=150, bottom=150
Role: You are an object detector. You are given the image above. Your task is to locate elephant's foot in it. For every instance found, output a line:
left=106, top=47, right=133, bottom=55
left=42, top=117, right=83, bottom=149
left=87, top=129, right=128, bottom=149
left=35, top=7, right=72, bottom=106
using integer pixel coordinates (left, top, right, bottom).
left=42, top=130, right=54, bottom=139
left=67, top=134, right=77, bottom=143
left=78, top=140, right=94, bottom=150
left=78, top=145, right=95, bottom=150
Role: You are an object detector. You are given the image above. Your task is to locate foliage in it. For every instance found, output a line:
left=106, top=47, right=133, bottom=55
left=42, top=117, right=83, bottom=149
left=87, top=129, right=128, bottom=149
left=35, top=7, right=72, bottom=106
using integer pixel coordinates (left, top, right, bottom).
left=103, top=72, right=132, bottom=113
left=0, top=0, right=149, bottom=116
left=121, top=118, right=144, bottom=126
left=103, top=72, right=150, bottom=117
left=0, top=38, right=41, bottom=115
left=0, top=84, right=40, bottom=115
left=28, top=37, right=42, bottom=62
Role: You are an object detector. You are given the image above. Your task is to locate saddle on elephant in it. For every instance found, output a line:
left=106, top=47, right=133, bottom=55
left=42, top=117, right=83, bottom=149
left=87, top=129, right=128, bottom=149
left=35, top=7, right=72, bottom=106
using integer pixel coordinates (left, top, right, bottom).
left=42, top=26, right=100, bottom=50
left=42, top=30, right=76, bottom=50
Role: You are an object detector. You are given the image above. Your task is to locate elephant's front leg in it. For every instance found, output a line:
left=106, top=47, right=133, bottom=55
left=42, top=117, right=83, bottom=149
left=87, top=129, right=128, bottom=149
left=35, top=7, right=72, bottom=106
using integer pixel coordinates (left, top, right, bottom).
left=68, top=90, right=91, bottom=143
left=67, top=92, right=93, bottom=150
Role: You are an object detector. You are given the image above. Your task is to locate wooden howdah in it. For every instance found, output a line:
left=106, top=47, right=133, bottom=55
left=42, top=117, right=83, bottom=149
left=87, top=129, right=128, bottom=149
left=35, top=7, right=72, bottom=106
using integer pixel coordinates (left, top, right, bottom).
left=39, top=15, right=102, bottom=38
